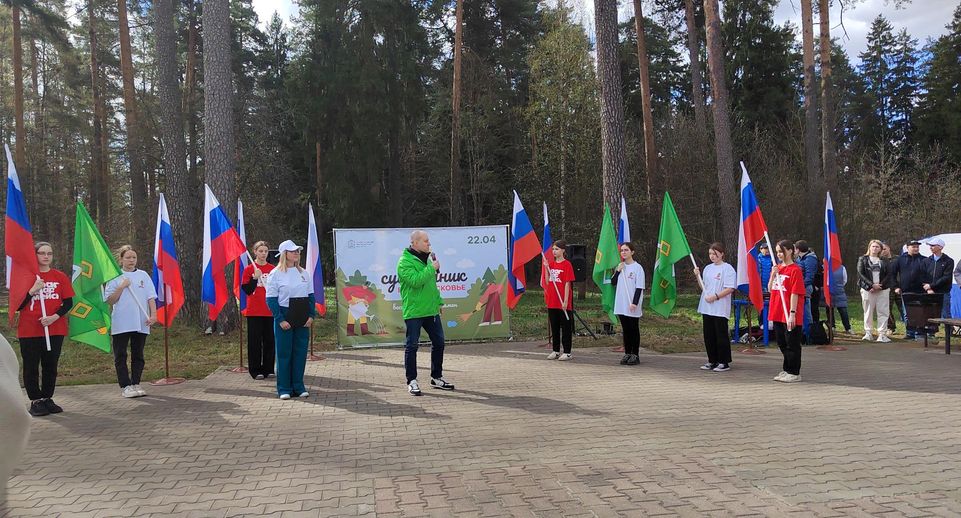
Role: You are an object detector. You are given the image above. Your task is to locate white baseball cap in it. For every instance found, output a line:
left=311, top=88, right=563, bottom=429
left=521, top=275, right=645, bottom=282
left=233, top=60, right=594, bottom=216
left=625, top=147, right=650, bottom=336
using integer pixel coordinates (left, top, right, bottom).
left=277, top=240, right=303, bottom=253
left=927, top=237, right=945, bottom=248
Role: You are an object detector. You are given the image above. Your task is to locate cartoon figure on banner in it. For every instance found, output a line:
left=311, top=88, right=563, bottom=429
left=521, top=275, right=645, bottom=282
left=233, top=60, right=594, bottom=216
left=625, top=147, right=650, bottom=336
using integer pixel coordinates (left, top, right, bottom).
left=460, top=268, right=504, bottom=326
left=343, top=284, right=377, bottom=336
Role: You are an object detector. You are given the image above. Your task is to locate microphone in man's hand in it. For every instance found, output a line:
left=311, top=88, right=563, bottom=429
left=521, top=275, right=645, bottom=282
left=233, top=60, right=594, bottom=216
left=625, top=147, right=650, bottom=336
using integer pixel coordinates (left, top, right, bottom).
left=431, top=252, right=437, bottom=261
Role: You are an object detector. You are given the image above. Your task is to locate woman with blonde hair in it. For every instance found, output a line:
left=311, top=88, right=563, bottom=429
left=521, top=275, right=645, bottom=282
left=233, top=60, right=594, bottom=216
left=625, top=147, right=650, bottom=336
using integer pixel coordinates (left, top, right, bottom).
left=265, top=240, right=317, bottom=399
left=104, top=245, right=158, bottom=398
left=241, top=240, right=275, bottom=380
left=857, top=239, right=892, bottom=342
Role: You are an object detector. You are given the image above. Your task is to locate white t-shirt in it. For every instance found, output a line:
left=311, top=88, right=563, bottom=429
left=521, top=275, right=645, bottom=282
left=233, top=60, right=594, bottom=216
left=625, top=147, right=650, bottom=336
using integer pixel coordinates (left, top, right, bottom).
left=265, top=267, right=313, bottom=308
left=614, top=262, right=645, bottom=318
left=697, top=262, right=737, bottom=318
left=104, top=269, right=158, bottom=335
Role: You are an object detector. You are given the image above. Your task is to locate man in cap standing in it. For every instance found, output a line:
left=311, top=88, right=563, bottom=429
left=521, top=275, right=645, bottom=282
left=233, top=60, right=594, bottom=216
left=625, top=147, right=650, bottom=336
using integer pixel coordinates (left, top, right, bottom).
left=925, top=237, right=955, bottom=334
left=890, top=240, right=932, bottom=340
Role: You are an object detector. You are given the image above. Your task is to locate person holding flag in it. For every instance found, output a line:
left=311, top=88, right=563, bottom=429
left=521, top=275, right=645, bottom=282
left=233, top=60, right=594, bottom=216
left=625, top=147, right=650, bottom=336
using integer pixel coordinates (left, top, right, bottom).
left=694, top=243, right=737, bottom=372
left=104, top=245, right=158, bottom=398
left=16, top=242, right=74, bottom=417
left=265, top=240, right=317, bottom=399
left=544, top=240, right=575, bottom=361
left=612, top=242, right=644, bottom=365
left=241, top=241, right=275, bottom=380
left=769, top=240, right=807, bottom=383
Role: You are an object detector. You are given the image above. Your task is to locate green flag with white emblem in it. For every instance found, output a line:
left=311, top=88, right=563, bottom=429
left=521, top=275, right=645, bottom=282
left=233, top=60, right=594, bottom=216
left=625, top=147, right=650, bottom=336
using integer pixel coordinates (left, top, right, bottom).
left=69, top=203, right=122, bottom=352
left=649, top=192, right=693, bottom=318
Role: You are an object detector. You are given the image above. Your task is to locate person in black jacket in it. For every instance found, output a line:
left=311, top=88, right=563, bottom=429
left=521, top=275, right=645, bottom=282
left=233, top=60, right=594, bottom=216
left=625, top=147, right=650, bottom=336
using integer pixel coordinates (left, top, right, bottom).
left=924, top=238, right=954, bottom=333
left=857, top=240, right=892, bottom=342
left=889, top=240, right=932, bottom=339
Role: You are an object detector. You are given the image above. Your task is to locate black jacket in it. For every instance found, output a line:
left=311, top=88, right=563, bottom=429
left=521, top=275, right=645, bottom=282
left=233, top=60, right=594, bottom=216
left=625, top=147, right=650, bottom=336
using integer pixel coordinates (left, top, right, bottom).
left=889, top=253, right=931, bottom=293
left=927, top=254, right=955, bottom=294
left=856, top=255, right=891, bottom=291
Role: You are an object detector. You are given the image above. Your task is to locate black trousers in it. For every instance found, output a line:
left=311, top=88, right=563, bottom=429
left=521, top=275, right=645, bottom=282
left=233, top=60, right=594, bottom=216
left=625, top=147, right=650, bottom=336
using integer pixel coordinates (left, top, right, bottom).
left=618, top=315, right=640, bottom=355
left=811, top=288, right=822, bottom=323
left=702, top=315, right=732, bottom=365
left=113, top=332, right=147, bottom=388
left=548, top=308, right=573, bottom=353
left=246, top=316, right=275, bottom=378
left=831, top=307, right=851, bottom=331
left=773, top=322, right=802, bottom=375
left=19, top=335, right=64, bottom=400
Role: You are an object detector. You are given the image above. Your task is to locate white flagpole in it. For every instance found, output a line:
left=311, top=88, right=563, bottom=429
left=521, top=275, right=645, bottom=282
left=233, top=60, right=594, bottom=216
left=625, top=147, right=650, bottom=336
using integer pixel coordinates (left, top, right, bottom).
left=542, top=251, right=569, bottom=320
left=35, top=276, right=52, bottom=351
left=689, top=254, right=705, bottom=291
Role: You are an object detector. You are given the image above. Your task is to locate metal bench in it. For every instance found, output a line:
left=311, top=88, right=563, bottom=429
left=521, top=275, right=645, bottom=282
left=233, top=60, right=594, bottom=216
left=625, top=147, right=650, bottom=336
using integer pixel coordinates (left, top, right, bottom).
left=924, top=318, right=961, bottom=354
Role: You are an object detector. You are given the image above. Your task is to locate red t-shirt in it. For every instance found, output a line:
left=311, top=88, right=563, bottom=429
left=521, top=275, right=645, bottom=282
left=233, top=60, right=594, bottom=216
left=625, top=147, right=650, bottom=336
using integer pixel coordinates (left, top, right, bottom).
left=769, top=262, right=806, bottom=323
left=241, top=262, right=275, bottom=317
left=17, top=269, right=75, bottom=338
left=543, top=259, right=575, bottom=310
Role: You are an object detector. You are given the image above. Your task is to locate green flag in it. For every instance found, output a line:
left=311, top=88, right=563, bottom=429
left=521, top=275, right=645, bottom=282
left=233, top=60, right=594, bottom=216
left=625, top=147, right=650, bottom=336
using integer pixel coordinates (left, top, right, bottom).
left=69, top=203, right=122, bottom=352
left=649, top=192, right=693, bottom=318
left=592, top=203, right=620, bottom=323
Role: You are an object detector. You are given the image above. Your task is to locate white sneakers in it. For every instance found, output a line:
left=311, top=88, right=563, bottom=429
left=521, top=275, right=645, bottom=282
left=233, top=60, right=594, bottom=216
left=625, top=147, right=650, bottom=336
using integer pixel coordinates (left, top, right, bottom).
left=121, top=386, right=139, bottom=398
left=558, top=353, right=573, bottom=361
left=546, top=352, right=560, bottom=360
left=774, top=371, right=801, bottom=383
left=408, top=380, right=422, bottom=396
left=877, top=334, right=891, bottom=343
left=299, top=392, right=310, bottom=398
left=862, top=333, right=874, bottom=341
left=279, top=393, right=291, bottom=400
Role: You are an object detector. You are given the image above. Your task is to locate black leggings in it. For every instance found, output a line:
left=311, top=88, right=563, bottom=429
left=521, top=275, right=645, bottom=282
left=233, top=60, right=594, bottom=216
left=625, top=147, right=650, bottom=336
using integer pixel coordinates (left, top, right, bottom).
left=19, top=335, right=64, bottom=400
left=702, top=315, right=732, bottom=365
left=618, top=315, right=640, bottom=355
left=113, top=332, right=147, bottom=387
left=548, top=308, right=573, bottom=353
left=246, top=316, right=275, bottom=378
left=773, top=322, right=802, bottom=375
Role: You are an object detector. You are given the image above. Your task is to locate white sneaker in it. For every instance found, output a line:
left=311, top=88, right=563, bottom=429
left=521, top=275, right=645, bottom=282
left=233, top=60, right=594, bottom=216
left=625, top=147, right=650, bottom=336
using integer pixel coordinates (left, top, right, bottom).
left=133, top=384, right=146, bottom=397
left=408, top=380, right=422, bottom=396
left=877, top=334, right=891, bottom=343
left=558, top=353, right=573, bottom=361
left=700, top=362, right=717, bottom=371
left=546, top=352, right=560, bottom=360
left=862, top=333, right=873, bottom=341
left=773, top=371, right=788, bottom=381
left=121, top=386, right=138, bottom=398
left=430, top=377, right=455, bottom=390
left=279, top=393, right=291, bottom=400
left=781, top=374, right=802, bottom=383
left=204, top=326, right=213, bottom=335
left=299, top=391, right=309, bottom=398
left=255, top=374, right=265, bottom=380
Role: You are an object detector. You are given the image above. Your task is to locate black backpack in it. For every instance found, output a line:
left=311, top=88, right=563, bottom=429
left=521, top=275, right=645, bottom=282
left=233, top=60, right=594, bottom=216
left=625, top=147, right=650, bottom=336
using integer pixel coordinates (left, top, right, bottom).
left=809, top=320, right=830, bottom=345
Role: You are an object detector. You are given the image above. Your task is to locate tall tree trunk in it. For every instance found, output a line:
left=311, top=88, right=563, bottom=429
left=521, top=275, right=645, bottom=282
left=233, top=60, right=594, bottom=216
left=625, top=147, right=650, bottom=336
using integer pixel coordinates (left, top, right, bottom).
left=633, top=0, right=656, bottom=200
left=185, top=0, right=199, bottom=183
left=118, top=0, right=149, bottom=249
left=801, top=0, right=820, bottom=224
left=702, top=0, right=738, bottom=247
left=594, top=0, right=628, bottom=210
left=203, top=0, right=239, bottom=330
left=11, top=6, right=25, bottom=171
left=819, top=0, right=837, bottom=193
left=683, top=0, right=707, bottom=134
left=449, top=0, right=464, bottom=226
left=154, top=0, right=201, bottom=322
left=88, top=0, right=108, bottom=224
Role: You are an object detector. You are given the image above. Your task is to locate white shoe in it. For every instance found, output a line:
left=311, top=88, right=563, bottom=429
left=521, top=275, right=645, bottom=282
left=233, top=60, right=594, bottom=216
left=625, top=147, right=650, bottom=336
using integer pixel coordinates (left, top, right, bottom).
left=279, top=393, right=291, bottom=400
left=478, top=322, right=489, bottom=327
left=546, top=352, right=560, bottom=360
left=773, top=371, right=788, bottom=381
left=877, top=334, right=891, bottom=343
left=862, top=333, right=873, bottom=341
left=255, top=374, right=265, bottom=380
left=558, top=353, right=573, bottom=361
left=121, top=386, right=139, bottom=398
left=781, top=373, right=802, bottom=383
left=133, top=384, right=146, bottom=397
left=408, top=380, right=422, bottom=396
left=204, top=326, right=213, bottom=335
left=299, top=392, right=309, bottom=398
left=700, top=362, right=717, bottom=371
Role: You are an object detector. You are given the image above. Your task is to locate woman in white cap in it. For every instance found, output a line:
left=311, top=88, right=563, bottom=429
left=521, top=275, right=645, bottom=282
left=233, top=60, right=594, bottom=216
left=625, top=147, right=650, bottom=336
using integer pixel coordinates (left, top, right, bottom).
left=265, top=240, right=316, bottom=399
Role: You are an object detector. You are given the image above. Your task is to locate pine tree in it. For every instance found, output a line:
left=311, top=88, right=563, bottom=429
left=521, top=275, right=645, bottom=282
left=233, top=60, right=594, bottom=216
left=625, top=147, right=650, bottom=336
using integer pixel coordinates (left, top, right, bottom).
left=915, top=5, right=961, bottom=162
left=857, top=15, right=897, bottom=150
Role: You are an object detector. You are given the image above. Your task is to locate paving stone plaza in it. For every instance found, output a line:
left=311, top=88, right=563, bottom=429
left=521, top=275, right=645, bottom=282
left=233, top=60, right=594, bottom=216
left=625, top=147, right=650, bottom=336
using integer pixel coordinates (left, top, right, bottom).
left=5, top=340, right=961, bottom=517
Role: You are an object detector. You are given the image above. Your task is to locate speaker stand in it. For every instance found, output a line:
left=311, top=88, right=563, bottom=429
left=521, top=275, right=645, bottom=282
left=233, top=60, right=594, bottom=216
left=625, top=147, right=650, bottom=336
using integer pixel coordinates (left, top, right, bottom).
left=572, top=310, right=597, bottom=340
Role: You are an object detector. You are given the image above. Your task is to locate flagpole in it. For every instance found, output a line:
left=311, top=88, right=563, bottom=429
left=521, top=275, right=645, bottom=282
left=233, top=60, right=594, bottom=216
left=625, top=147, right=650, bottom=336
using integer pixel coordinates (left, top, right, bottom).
left=763, top=231, right=791, bottom=328
left=689, top=254, right=705, bottom=291
left=151, top=247, right=184, bottom=385
left=35, top=276, right=52, bottom=351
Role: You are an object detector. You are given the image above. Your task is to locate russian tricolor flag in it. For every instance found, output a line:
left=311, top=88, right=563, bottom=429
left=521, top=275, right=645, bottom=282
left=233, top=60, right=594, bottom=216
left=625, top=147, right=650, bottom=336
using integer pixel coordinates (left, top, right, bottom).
left=202, top=185, right=247, bottom=321
left=4, top=144, right=38, bottom=325
left=152, top=194, right=185, bottom=327
left=507, top=190, right=541, bottom=309
left=735, top=163, right=771, bottom=313
left=822, top=192, right=842, bottom=307
left=618, top=196, right=631, bottom=244
left=306, top=204, right=326, bottom=316
left=540, top=202, right=552, bottom=288
left=233, top=199, right=249, bottom=314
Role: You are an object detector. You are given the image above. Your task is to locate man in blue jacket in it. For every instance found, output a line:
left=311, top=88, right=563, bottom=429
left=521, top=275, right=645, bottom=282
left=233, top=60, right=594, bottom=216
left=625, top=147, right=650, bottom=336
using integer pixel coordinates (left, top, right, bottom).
left=890, top=240, right=932, bottom=339
left=757, top=243, right=773, bottom=293
left=795, top=240, right=819, bottom=337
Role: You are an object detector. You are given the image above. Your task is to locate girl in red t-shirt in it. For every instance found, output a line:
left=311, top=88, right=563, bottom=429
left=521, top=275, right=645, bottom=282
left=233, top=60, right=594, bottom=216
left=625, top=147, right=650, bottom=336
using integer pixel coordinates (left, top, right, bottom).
left=16, top=242, right=74, bottom=416
left=768, top=239, right=807, bottom=383
left=543, top=240, right=575, bottom=360
left=241, top=241, right=277, bottom=380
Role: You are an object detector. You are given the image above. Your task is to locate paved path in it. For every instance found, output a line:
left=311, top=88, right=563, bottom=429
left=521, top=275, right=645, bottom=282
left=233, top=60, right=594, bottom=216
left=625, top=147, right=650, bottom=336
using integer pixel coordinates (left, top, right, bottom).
left=5, top=340, right=961, bottom=517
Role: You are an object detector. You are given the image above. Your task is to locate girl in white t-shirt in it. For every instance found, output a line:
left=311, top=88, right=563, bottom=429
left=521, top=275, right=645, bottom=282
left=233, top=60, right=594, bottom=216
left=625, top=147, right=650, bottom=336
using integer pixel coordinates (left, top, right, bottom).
left=104, top=245, right=158, bottom=398
left=612, top=242, right=645, bottom=365
left=694, top=242, right=737, bottom=372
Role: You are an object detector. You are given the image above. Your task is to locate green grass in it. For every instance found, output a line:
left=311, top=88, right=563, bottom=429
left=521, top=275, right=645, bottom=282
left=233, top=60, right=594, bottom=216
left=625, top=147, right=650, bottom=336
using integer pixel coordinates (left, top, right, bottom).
left=4, top=286, right=921, bottom=387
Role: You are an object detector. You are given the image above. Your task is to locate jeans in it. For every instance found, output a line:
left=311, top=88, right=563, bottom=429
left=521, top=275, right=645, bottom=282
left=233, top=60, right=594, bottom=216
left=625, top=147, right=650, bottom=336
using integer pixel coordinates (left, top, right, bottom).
left=618, top=314, right=640, bottom=356
left=404, top=315, right=445, bottom=383
left=112, top=332, right=147, bottom=388
left=802, top=285, right=813, bottom=337
left=548, top=308, right=573, bottom=354
left=19, top=335, right=64, bottom=400
left=701, top=315, right=731, bottom=365
left=246, top=316, right=275, bottom=378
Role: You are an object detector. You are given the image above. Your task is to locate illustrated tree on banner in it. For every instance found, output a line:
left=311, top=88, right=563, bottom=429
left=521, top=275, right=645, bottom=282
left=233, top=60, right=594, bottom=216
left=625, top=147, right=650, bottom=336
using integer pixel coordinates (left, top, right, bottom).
left=506, top=191, right=541, bottom=309
left=592, top=204, right=620, bottom=323
left=69, top=203, right=123, bottom=353
left=202, top=185, right=248, bottom=321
